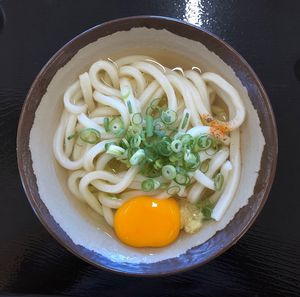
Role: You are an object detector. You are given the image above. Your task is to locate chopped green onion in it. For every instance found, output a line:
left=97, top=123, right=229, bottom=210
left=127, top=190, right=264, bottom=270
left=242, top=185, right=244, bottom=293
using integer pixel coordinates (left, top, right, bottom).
left=141, top=178, right=160, bottom=192
left=167, top=185, right=180, bottom=195
left=171, top=140, right=182, bottom=153
left=121, top=86, right=130, bottom=100
left=153, top=120, right=165, bottom=133
left=175, top=172, right=190, bottom=185
left=127, top=100, right=133, bottom=114
left=79, top=128, right=101, bottom=144
left=144, top=147, right=157, bottom=162
left=200, top=159, right=210, bottom=173
left=214, top=173, right=224, bottom=191
left=150, top=98, right=161, bottom=108
left=180, top=134, right=194, bottom=147
left=180, top=111, right=190, bottom=130
left=157, top=140, right=172, bottom=156
left=106, top=145, right=125, bottom=157
left=194, top=135, right=214, bottom=151
left=132, top=113, right=143, bottom=125
left=67, top=132, right=77, bottom=140
left=104, top=118, right=110, bottom=132
left=162, top=165, right=176, bottom=180
left=126, top=124, right=142, bottom=137
left=202, top=204, right=213, bottom=219
left=154, top=159, right=164, bottom=170
left=129, top=149, right=145, bottom=165
left=120, top=138, right=130, bottom=149
left=146, top=115, right=153, bottom=137
left=184, top=149, right=196, bottom=163
left=160, top=109, right=177, bottom=125
left=109, top=117, right=124, bottom=136
left=130, top=135, right=142, bottom=148
left=114, top=128, right=125, bottom=137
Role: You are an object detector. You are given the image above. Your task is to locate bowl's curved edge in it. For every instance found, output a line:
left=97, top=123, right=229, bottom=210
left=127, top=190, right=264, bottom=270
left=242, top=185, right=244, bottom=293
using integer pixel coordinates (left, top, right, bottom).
left=16, top=15, right=278, bottom=276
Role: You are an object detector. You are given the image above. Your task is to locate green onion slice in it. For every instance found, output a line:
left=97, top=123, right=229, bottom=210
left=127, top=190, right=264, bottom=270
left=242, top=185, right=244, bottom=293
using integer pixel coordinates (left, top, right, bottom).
left=79, top=128, right=101, bottom=144
left=120, top=138, right=130, bottom=149
left=180, top=111, right=190, bottom=130
left=130, top=149, right=145, bottom=165
left=127, top=100, right=133, bottom=114
left=146, top=115, right=153, bottom=137
left=104, top=117, right=110, bottom=132
left=130, top=134, right=142, bottom=148
left=109, top=117, right=124, bottom=136
left=171, top=139, right=182, bottom=153
left=160, top=109, right=177, bottom=125
left=141, top=178, right=160, bottom=192
left=167, top=185, right=180, bottom=195
left=214, top=173, right=224, bottom=191
left=175, top=172, right=190, bottom=185
left=132, top=113, right=143, bottom=125
left=162, top=165, right=176, bottom=180
left=67, top=132, right=77, bottom=140
left=200, top=159, right=210, bottom=173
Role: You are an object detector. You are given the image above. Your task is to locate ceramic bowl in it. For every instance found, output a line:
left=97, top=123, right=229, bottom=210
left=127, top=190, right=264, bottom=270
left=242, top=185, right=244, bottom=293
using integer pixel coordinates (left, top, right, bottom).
left=17, top=16, right=277, bottom=276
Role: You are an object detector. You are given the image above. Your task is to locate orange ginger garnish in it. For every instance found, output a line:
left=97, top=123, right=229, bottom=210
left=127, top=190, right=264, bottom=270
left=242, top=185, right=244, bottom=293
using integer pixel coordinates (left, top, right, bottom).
left=201, top=114, right=230, bottom=141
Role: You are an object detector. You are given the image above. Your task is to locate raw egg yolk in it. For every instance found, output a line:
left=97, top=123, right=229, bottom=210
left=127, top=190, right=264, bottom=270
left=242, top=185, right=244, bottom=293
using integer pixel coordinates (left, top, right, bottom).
left=114, top=196, right=180, bottom=248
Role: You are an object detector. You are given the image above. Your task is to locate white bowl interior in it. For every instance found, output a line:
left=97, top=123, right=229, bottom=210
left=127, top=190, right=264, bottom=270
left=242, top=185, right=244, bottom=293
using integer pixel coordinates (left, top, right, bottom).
left=30, top=28, right=265, bottom=264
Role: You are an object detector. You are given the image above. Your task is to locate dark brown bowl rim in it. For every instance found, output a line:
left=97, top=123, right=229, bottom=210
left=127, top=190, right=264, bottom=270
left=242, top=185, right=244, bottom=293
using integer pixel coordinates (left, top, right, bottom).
left=16, top=15, right=278, bottom=276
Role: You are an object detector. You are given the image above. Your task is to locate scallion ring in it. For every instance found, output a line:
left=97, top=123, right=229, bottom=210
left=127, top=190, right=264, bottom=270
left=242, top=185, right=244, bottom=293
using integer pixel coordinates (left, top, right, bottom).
left=167, top=185, right=180, bottom=195
left=162, top=165, right=176, bottom=180
left=160, top=109, right=177, bottom=125
left=104, top=117, right=110, bottom=132
left=79, top=128, right=101, bottom=144
left=214, top=173, right=224, bottom=191
left=171, top=140, right=182, bottom=153
left=132, top=113, right=143, bottom=125
left=141, top=178, right=160, bottom=192
left=109, top=117, right=124, bottom=136
left=200, top=159, right=210, bottom=173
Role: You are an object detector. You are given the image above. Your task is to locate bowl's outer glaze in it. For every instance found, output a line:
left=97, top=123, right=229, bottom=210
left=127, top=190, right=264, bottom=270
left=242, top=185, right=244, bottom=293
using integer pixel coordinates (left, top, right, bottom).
left=17, top=16, right=277, bottom=276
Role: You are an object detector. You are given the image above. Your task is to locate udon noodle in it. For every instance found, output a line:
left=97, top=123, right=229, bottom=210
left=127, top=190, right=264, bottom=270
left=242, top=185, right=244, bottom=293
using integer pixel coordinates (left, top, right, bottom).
left=53, top=55, right=245, bottom=235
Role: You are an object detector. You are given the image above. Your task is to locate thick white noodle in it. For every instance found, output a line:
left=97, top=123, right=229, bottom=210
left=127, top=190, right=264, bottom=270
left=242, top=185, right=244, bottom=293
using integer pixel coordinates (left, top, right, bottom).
left=54, top=111, right=85, bottom=170
left=89, top=60, right=120, bottom=97
left=79, top=72, right=95, bottom=111
left=209, top=160, right=232, bottom=204
left=133, top=62, right=177, bottom=111
left=79, top=166, right=139, bottom=194
left=193, top=170, right=215, bottom=190
left=93, top=91, right=130, bottom=128
left=139, top=80, right=159, bottom=108
left=211, top=129, right=240, bottom=221
left=119, top=65, right=146, bottom=97
left=166, top=73, right=201, bottom=125
left=188, top=148, right=229, bottom=203
left=53, top=56, right=245, bottom=227
left=63, top=81, right=87, bottom=114
left=202, top=72, right=246, bottom=130
left=185, top=70, right=210, bottom=112
left=89, top=106, right=119, bottom=117
left=67, top=170, right=87, bottom=201
left=64, top=114, right=77, bottom=157
left=83, top=139, right=117, bottom=171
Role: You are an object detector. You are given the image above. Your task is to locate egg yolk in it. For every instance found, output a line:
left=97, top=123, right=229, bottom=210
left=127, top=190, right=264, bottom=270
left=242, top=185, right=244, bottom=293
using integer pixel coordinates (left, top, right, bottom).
left=114, top=196, right=180, bottom=248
